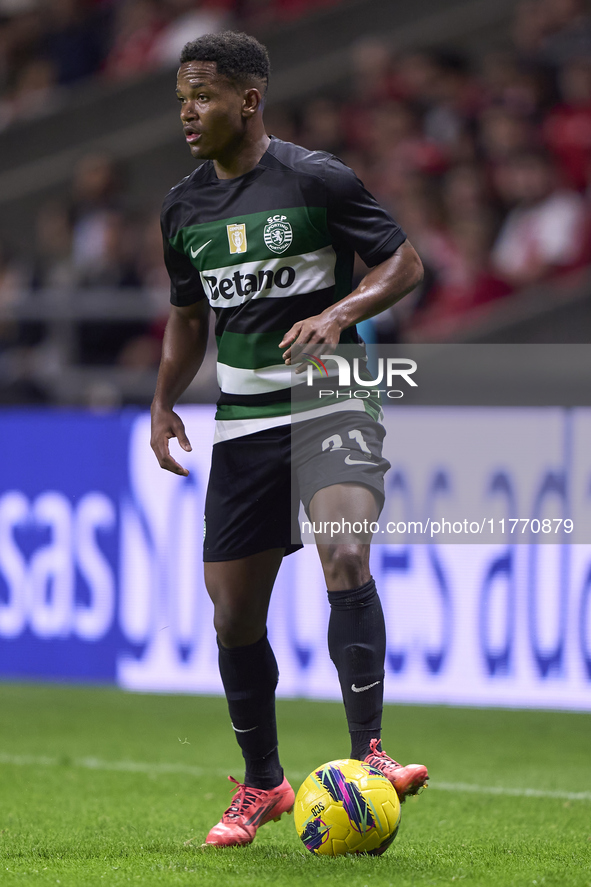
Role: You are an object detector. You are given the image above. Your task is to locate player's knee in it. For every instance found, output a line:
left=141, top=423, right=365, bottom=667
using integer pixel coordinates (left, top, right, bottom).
left=322, top=544, right=370, bottom=590
left=214, top=608, right=265, bottom=648
left=214, top=612, right=247, bottom=647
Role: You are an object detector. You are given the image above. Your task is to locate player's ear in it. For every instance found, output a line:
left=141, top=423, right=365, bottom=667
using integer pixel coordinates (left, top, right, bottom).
left=242, top=87, right=263, bottom=118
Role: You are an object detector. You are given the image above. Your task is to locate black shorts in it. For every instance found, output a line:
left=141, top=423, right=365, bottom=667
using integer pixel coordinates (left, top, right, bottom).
left=203, top=411, right=390, bottom=562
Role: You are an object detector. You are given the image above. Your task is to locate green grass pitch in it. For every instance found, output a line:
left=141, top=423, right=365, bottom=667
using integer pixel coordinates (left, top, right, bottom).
left=0, top=684, right=590, bottom=886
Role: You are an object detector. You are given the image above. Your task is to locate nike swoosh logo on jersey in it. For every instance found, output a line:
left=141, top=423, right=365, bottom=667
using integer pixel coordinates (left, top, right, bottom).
left=351, top=681, right=381, bottom=693
left=344, top=453, right=372, bottom=465
left=232, top=723, right=258, bottom=733
left=190, top=240, right=212, bottom=259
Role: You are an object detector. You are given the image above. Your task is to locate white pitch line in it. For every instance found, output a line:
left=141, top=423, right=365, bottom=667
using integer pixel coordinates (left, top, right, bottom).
left=431, top=781, right=591, bottom=802
left=0, top=752, right=207, bottom=778
left=0, top=753, right=590, bottom=803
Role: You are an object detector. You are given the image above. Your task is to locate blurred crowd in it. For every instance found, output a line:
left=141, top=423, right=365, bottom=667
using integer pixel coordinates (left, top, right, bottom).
left=0, top=153, right=169, bottom=394
left=1, top=0, right=591, bottom=403
left=276, top=0, right=591, bottom=340
left=0, top=0, right=343, bottom=129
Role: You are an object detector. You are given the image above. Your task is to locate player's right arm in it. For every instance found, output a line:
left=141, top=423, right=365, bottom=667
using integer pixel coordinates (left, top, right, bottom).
left=150, top=299, right=209, bottom=476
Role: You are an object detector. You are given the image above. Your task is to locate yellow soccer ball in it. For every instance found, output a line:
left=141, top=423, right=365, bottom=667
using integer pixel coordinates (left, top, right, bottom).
left=294, top=759, right=401, bottom=856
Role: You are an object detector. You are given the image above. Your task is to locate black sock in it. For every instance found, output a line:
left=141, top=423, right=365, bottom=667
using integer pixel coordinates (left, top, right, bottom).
left=327, top=577, right=385, bottom=761
left=217, top=632, right=284, bottom=790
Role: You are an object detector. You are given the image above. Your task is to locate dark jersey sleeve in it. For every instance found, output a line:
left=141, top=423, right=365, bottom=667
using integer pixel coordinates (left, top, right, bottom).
left=324, top=156, right=406, bottom=267
left=160, top=216, right=207, bottom=307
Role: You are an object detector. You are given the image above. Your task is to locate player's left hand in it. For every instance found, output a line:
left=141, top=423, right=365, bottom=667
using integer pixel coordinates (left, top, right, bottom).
left=279, top=313, right=341, bottom=371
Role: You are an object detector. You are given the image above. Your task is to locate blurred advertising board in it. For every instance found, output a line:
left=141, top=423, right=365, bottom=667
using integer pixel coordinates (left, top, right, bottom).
left=0, top=405, right=590, bottom=710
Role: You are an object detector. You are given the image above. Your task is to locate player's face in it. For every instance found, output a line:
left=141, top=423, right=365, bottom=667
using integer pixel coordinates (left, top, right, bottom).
left=176, top=61, right=247, bottom=163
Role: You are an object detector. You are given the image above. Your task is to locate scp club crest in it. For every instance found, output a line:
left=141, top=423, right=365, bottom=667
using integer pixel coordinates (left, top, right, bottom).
left=264, top=214, right=293, bottom=254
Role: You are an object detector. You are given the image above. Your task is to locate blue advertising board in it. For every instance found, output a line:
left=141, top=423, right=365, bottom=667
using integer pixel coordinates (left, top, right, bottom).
left=0, top=406, right=590, bottom=710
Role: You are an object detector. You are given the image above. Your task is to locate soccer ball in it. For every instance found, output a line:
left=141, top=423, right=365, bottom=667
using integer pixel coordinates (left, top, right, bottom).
left=294, top=759, right=401, bottom=856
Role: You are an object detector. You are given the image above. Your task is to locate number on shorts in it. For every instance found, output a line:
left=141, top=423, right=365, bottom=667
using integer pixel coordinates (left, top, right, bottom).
left=322, top=434, right=343, bottom=451
left=321, top=429, right=370, bottom=453
left=348, top=429, right=371, bottom=453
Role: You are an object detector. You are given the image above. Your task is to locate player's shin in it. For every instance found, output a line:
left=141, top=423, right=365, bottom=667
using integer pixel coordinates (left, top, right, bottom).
left=327, top=577, right=386, bottom=761
left=217, top=632, right=284, bottom=789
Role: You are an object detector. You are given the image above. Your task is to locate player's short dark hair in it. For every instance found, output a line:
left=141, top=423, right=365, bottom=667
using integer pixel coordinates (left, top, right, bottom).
left=180, top=31, right=270, bottom=91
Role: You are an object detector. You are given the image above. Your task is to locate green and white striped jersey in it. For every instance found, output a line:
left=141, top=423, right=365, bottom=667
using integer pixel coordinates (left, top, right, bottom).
left=161, top=137, right=406, bottom=441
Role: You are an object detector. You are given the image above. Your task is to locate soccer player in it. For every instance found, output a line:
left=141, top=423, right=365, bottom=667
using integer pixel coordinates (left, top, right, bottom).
left=151, top=31, right=428, bottom=847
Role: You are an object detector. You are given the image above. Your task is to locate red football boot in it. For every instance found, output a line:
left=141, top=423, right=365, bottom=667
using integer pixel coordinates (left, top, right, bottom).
left=205, top=775, right=295, bottom=847
left=364, top=738, right=429, bottom=802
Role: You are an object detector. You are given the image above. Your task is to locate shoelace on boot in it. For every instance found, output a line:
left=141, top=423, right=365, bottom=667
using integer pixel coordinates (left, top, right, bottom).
left=222, top=776, right=268, bottom=821
left=367, top=738, right=401, bottom=767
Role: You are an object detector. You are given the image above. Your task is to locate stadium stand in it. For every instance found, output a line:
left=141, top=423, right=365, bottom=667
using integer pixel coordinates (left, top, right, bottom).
left=0, top=0, right=590, bottom=405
